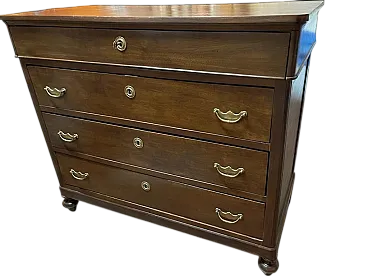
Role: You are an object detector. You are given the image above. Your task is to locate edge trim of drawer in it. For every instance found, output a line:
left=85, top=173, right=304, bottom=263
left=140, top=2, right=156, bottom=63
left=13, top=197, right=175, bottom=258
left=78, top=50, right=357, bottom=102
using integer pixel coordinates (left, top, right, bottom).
left=21, top=57, right=278, bottom=88
left=18, top=55, right=287, bottom=81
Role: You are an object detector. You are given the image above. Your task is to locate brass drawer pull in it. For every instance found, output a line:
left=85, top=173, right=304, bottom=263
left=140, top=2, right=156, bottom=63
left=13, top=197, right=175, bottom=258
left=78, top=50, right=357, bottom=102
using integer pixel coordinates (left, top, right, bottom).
left=70, top=169, right=89, bottom=181
left=113, top=36, right=127, bottom=52
left=141, top=181, right=151, bottom=191
left=214, top=163, right=244, bottom=178
left=215, top=208, right=243, bottom=224
left=44, top=86, right=66, bottom=98
left=213, top=108, right=247, bottom=123
left=58, top=130, right=78, bottom=142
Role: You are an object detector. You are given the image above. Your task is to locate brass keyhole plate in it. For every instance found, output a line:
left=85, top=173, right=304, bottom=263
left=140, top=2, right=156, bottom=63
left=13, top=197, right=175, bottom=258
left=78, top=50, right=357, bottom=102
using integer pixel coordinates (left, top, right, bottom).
left=141, top=181, right=151, bottom=191
left=125, top=85, right=135, bottom=99
left=133, top=137, right=143, bottom=148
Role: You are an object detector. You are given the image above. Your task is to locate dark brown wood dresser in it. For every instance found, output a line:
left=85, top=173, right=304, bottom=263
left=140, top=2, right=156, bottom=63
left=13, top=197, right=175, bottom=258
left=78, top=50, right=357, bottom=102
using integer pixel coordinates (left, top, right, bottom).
left=0, top=1, right=323, bottom=274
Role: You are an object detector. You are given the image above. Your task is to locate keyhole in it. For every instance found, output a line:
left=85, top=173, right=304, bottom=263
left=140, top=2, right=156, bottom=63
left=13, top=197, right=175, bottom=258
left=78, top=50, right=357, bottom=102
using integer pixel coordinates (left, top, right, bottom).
left=125, top=85, right=135, bottom=99
left=133, top=137, right=143, bottom=148
left=141, top=181, right=151, bottom=191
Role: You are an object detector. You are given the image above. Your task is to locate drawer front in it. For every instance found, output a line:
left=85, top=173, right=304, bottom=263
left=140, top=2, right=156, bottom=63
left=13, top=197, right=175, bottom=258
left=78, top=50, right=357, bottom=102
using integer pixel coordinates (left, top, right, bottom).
left=11, top=26, right=289, bottom=77
left=56, top=153, right=265, bottom=240
left=30, top=67, right=273, bottom=143
left=44, top=113, right=268, bottom=196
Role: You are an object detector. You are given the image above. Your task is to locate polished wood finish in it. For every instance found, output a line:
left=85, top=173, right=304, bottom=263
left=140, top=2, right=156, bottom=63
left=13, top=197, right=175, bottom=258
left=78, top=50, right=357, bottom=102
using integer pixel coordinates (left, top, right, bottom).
left=1, top=2, right=323, bottom=275
left=22, top=56, right=277, bottom=88
left=43, top=113, right=269, bottom=197
left=0, top=2, right=324, bottom=25
left=262, top=58, right=310, bottom=253
left=29, top=66, right=274, bottom=143
left=18, top=60, right=64, bottom=185
left=53, top=147, right=266, bottom=203
left=3, top=21, right=305, bottom=33
left=11, top=27, right=290, bottom=78
left=279, top=64, right=308, bottom=219
left=262, top=80, right=290, bottom=248
left=286, top=14, right=318, bottom=79
left=276, top=173, right=294, bottom=248
left=39, top=105, right=270, bottom=151
left=60, top=185, right=275, bottom=257
left=57, top=153, right=265, bottom=240
left=262, top=58, right=311, bottom=252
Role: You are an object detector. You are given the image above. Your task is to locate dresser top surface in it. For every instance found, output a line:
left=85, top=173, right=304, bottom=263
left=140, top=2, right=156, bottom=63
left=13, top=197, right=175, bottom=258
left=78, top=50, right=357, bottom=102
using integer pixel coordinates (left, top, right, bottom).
left=0, top=1, right=323, bottom=25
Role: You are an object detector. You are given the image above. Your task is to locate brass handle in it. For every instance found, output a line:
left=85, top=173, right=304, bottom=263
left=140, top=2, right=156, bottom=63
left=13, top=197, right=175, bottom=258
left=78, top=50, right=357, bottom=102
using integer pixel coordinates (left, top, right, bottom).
left=215, top=208, right=243, bottom=224
left=58, top=130, right=78, bottom=142
left=213, top=108, right=247, bottom=123
left=44, top=86, right=66, bottom=98
left=113, top=36, right=127, bottom=52
left=70, top=169, right=89, bottom=181
left=214, top=163, right=244, bottom=178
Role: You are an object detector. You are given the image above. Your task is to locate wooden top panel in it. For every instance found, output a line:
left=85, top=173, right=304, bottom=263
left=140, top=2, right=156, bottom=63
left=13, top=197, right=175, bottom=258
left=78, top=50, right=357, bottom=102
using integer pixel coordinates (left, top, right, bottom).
left=0, top=1, right=324, bottom=24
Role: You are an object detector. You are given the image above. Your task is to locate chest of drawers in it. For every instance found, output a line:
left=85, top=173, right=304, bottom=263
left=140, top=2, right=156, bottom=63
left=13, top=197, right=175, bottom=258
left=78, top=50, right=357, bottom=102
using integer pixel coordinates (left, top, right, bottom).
left=0, top=1, right=323, bottom=274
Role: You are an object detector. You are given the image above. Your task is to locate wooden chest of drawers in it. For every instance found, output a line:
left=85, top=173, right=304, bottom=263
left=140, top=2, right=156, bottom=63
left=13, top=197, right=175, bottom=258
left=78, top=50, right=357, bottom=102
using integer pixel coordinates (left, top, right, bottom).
left=0, top=1, right=323, bottom=274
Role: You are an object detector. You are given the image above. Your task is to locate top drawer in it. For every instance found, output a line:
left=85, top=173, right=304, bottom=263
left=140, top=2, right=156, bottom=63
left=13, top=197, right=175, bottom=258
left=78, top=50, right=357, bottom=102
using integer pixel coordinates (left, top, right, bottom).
left=10, top=27, right=290, bottom=77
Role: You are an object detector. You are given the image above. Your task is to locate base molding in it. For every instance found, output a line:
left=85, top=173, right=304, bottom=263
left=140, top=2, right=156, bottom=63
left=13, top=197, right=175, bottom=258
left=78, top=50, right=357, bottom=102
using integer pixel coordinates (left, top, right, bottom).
left=60, top=185, right=277, bottom=259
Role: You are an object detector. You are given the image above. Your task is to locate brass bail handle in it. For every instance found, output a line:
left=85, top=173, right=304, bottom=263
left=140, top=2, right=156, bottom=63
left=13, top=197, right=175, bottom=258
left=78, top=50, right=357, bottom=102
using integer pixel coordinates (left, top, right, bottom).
left=70, top=169, right=89, bottom=181
left=215, top=208, right=243, bottom=224
left=44, top=86, right=66, bottom=98
left=214, top=163, right=244, bottom=178
left=58, top=130, right=78, bottom=142
left=213, top=108, right=247, bottom=123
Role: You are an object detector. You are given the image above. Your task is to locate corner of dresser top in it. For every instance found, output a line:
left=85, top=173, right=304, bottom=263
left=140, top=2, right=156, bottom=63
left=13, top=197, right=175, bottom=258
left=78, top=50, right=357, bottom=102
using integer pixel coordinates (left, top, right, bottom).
left=286, top=10, right=321, bottom=80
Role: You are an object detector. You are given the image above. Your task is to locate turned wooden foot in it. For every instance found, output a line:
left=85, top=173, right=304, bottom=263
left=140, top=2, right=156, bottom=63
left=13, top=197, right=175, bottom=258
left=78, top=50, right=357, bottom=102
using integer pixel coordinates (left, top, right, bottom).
left=62, top=198, right=79, bottom=212
left=258, top=257, right=279, bottom=275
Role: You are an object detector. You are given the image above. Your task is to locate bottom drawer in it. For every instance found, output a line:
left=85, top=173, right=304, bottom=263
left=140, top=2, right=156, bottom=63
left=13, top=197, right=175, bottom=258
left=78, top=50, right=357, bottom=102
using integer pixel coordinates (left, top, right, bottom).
left=56, top=153, right=265, bottom=240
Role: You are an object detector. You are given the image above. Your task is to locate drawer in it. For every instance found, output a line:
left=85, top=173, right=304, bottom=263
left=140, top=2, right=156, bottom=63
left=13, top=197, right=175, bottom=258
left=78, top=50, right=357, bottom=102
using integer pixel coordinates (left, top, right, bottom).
left=11, top=27, right=290, bottom=77
left=44, top=113, right=269, bottom=196
left=30, top=67, right=273, bottom=143
left=56, top=153, right=265, bottom=240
